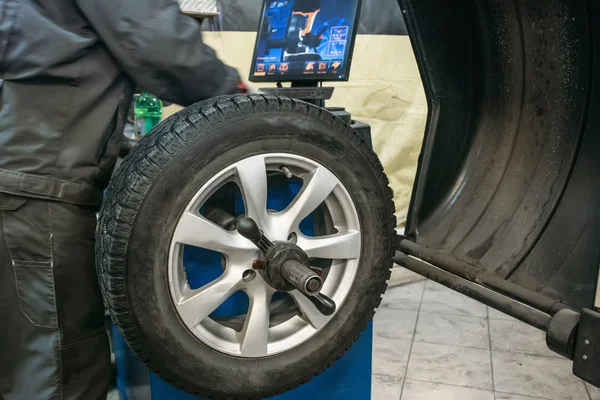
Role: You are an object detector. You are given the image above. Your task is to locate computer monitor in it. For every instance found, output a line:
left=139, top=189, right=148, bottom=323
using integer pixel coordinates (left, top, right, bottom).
left=249, top=0, right=361, bottom=83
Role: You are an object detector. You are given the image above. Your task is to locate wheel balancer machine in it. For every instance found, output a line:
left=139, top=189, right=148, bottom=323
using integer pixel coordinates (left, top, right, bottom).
left=112, top=0, right=375, bottom=399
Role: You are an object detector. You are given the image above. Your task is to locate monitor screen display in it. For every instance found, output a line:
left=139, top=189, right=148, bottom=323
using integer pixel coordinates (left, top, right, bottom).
left=249, top=0, right=361, bottom=82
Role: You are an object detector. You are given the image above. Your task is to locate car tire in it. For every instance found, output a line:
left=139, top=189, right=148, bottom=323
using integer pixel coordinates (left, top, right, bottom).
left=97, top=94, right=396, bottom=399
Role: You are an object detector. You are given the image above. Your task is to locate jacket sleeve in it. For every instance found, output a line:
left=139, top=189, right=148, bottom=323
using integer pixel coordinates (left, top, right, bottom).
left=76, top=0, right=241, bottom=106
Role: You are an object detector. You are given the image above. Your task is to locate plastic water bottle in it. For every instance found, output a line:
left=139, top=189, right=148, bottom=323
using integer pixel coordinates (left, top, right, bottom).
left=134, top=92, right=163, bottom=137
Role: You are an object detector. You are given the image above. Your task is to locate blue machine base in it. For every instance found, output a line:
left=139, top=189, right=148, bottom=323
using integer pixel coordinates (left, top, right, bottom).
left=112, top=323, right=372, bottom=400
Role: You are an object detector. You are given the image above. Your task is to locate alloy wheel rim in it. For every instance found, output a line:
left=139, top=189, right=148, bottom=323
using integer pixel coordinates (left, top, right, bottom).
left=168, top=153, right=361, bottom=357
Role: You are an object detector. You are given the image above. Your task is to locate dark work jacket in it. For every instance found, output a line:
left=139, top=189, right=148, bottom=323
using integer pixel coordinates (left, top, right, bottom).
left=0, top=0, right=241, bottom=207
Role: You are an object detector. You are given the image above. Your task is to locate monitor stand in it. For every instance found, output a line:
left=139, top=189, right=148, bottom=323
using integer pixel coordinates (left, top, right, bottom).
left=259, top=81, right=334, bottom=108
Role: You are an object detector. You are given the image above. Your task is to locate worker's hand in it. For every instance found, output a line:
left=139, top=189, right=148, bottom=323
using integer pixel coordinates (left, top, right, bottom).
left=236, top=81, right=264, bottom=94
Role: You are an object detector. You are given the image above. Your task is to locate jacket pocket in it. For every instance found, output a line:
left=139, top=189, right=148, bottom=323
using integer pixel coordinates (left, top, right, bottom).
left=1, top=198, right=57, bottom=328
left=12, top=260, right=58, bottom=328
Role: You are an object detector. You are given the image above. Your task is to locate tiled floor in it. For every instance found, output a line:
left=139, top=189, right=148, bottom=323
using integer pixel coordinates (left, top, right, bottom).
left=372, top=278, right=600, bottom=400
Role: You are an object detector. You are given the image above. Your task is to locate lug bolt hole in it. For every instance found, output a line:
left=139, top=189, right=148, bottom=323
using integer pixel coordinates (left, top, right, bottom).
left=243, top=269, right=256, bottom=283
left=288, top=232, right=297, bottom=243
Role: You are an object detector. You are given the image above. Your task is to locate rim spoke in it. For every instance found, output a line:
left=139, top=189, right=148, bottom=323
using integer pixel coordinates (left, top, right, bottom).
left=235, top=156, right=269, bottom=227
left=173, top=211, right=253, bottom=254
left=176, top=271, right=242, bottom=328
left=290, top=291, right=331, bottom=330
left=239, top=286, right=273, bottom=357
left=297, top=231, right=360, bottom=260
left=279, top=166, right=339, bottom=229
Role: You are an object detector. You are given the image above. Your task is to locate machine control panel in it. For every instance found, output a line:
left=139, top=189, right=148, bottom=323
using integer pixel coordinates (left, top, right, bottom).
left=250, top=0, right=361, bottom=83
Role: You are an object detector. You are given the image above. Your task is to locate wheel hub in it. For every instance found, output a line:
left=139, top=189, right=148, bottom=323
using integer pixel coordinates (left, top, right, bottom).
left=236, top=216, right=334, bottom=314
left=262, top=242, right=311, bottom=292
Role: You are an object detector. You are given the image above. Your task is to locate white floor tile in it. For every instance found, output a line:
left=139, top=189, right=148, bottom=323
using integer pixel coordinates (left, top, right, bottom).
left=489, top=318, right=558, bottom=358
left=492, top=351, right=589, bottom=400
left=488, top=307, right=516, bottom=321
left=415, top=312, right=489, bottom=349
left=388, top=267, right=426, bottom=288
left=406, top=342, right=493, bottom=390
left=371, top=281, right=592, bottom=400
left=372, top=374, right=403, bottom=400
left=374, top=308, right=419, bottom=341
left=380, top=281, right=425, bottom=311
left=494, top=393, right=549, bottom=400
left=401, top=379, right=494, bottom=400
left=373, top=337, right=412, bottom=378
left=420, top=281, right=487, bottom=317
left=587, top=382, right=600, bottom=400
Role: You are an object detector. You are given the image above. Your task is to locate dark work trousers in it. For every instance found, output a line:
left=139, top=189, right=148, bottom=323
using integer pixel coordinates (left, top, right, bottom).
left=0, top=193, right=110, bottom=400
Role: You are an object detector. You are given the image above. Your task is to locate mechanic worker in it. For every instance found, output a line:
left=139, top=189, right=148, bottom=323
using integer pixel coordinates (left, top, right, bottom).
left=0, top=1, right=247, bottom=398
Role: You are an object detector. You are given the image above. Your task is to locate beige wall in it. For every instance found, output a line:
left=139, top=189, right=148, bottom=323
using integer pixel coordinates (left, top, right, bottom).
left=165, top=32, right=427, bottom=224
